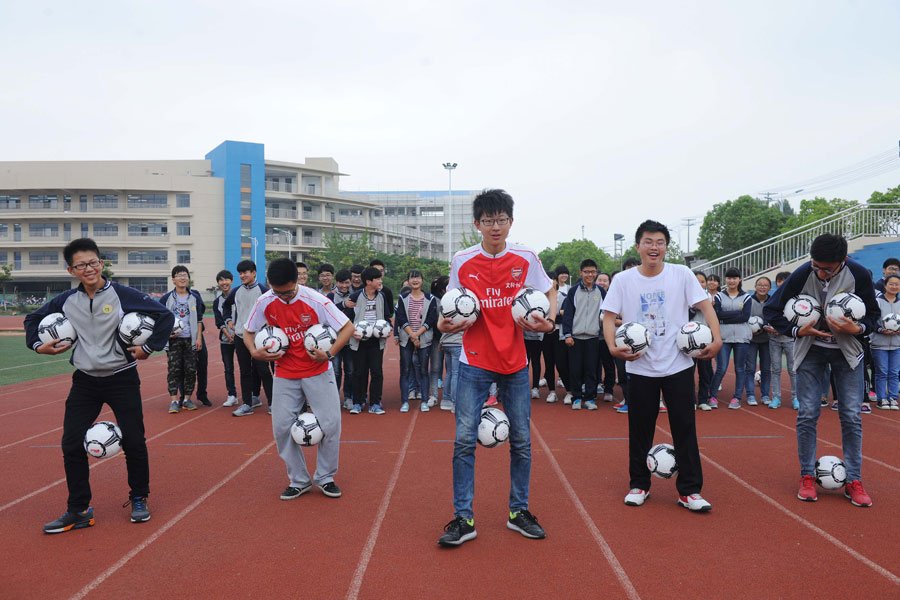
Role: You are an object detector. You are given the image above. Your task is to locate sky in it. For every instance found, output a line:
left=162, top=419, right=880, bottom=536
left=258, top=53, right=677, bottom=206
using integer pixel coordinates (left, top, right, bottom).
left=2, top=0, right=900, bottom=256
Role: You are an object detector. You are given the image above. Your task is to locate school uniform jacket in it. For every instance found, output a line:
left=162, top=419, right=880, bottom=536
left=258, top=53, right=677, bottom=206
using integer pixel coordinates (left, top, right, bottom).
left=159, top=289, right=206, bottom=345
left=222, top=281, right=269, bottom=337
left=395, top=291, right=438, bottom=348
left=213, top=294, right=234, bottom=344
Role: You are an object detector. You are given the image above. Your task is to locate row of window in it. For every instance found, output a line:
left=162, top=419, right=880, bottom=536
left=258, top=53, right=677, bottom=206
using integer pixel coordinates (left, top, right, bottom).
left=0, top=250, right=192, bottom=267
left=0, top=193, right=191, bottom=210
left=0, top=222, right=191, bottom=238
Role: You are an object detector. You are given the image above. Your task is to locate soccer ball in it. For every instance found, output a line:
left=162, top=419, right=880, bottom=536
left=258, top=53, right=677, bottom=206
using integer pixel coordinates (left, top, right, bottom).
left=303, top=323, right=337, bottom=352
left=37, top=312, right=77, bottom=347
left=290, top=412, right=324, bottom=446
left=882, top=313, right=900, bottom=332
left=119, top=312, right=156, bottom=346
left=676, top=322, right=712, bottom=357
left=84, top=421, right=123, bottom=459
left=615, top=322, right=651, bottom=356
left=355, top=320, right=374, bottom=340
left=372, top=319, right=392, bottom=338
left=170, top=318, right=185, bottom=337
left=754, top=370, right=761, bottom=384
left=477, top=407, right=510, bottom=448
left=510, top=287, right=551, bottom=326
left=440, top=287, right=481, bottom=326
left=254, top=325, right=289, bottom=354
left=647, top=443, right=678, bottom=479
left=748, top=316, right=764, bottom=334
left=825, top=292, right=865, bottom=322
left=815, top=455, right=847, bottom=490
left=783, top=294, right=822, bottom=327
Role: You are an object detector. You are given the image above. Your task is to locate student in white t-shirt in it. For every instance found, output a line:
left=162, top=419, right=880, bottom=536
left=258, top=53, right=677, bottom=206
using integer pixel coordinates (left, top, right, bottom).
left=602, top=220, right=722, bottom=513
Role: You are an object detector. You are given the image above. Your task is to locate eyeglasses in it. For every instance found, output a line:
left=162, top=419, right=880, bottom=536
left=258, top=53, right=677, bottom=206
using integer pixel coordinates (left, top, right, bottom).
left=581, top=270, right=598, bottom=276
left=639, top=240, right=668, bottom=248
left=811, top=262, right=843, bottom=277
left=479, top=217, right=510, bottom=227
left=272, top=285, right=298, bottom=299
left=174, top=273, right=189, bottom=278
left=71, top=260, right=102, bottom=272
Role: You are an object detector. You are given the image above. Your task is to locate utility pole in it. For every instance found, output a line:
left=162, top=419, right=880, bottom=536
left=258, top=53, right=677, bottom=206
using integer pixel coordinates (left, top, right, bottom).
left=442, top=162, right=457, bottom=262
left=581, top=225, right=585, bottom=240
left=681, top=217, right=698, bottom=253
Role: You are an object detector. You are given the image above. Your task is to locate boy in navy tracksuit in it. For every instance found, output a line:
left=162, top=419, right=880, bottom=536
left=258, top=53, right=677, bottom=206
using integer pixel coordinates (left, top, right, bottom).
left=327, top=269, right=355, bottom=409
left=213, top=269, right=239, bottom=406
left=159, top=265, right=207, bottom=413
left=561, top=259, right=605, bottom=410
left=25, top=238, right=174, bottom=533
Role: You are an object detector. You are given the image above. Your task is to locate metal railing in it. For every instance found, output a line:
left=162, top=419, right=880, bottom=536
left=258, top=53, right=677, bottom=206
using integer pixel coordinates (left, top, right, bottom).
left=691, top=203, right=900, bottom=278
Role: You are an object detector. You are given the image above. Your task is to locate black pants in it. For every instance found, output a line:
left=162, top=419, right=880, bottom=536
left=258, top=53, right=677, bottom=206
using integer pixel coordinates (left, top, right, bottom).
left=569, top=337, right=600, bottom=401
left=525, top=338, right=543, bottom=389
left=62, top=368, right=149, bottom=512
left=195, top=335, right=208, bottom=401
left=234, top=335, right=273, bottom=407
left=694, top=358, right=713, bottom=404
left=616, top=358, right=629, bottom=403
left=220, top=342, right=237, bottom=396
left=555, top=335, right=571, bottom=392
left=628, top=367, right=703, bottom=496
left=541, top=330, right=558, bottom=384
left=353, top=339, right=384, bottom=407
left=332, top=347, right=354, bottom=401
left=598, top=339, right=616, bottom=394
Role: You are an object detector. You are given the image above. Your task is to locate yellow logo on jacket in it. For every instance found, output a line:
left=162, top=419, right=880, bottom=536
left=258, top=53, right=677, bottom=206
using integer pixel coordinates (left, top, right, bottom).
left=102, top=304, right=113, bottom=314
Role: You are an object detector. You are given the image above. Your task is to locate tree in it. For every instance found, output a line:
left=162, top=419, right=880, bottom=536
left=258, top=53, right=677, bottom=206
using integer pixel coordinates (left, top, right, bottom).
left=0, top=264, right=12, bottom=300
left=320, top=229, right=374, bottom=270
left=265, top=250, right=285, bottom=263
left=458, top=228, right=481, bottom=249
left=868, top=184, right=900, bottom=205
left=696, top=195, right=789, bottom=260
left=539, top=239, right=617, bottom=276
left=782, top=196, right=858, bottom=231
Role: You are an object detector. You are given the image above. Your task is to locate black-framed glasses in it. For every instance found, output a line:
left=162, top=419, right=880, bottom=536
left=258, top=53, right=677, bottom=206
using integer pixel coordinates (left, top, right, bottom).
left=72, top=260, right=102, bottom=272
left=272, top=285, right=298, bottom=299
left=479, top=217, right=510, bottom=227
left=811, top=261, right=844, bottom=277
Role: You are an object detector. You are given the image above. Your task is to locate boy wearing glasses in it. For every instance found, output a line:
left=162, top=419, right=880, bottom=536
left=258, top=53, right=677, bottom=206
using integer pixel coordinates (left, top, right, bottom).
left=437, top=189, right=556, bottom=547
left=764, top=233, right=879, bottom=507
left=160, top=265, right=206, bottom=413
left=26, top=238, right=174, bottom=532
left=562, top=259, right=605, bottom=410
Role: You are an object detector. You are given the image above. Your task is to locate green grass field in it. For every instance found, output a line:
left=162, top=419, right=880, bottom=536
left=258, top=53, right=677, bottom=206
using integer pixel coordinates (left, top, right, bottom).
left=0, top=335, right=75, bottom=387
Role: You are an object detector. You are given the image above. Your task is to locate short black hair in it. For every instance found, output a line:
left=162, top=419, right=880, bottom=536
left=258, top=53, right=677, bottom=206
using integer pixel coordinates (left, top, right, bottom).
left=350, top=264, right=364, bottom=275
left=554, top=264, right=569, bottom=276
left=237, top=260, right=256, bottom=273
left=318, top=263, right=335, bottom=275
left=707, top=273, right=721, bottom=284
left=431, top=275, right=450, bottom=297
left=580, top=259, right=598, bottom=271
left=362, top=266, right=382, bottom=284
left=369, top=258, right=385, bottom=269
left=63, top=238, right=100, bottom=266
left=885, top=274, right=900, bottom=285
left=171, top=265, right=189, bottom=278
left=473, top=188, right=514, bottom=221
left=268, top=258, right=299, bottom=286
left=335, top=269, right=351, bottom=283
left=809, top=233, right=848, bottom=263
left=295, top=261, right=308, bottom=270
left=724, top=267, right=742, bottom=279
left=622, top=257, right=641, bottom=269
left=216, top=269, right=233, bottom=282
left=634, top=219, right=670, bottom=246
left=883, top=257, right=900, bottom=270
left=407, top=269, right=423, bottom=280
left=775, top=271, right=791, bottom=284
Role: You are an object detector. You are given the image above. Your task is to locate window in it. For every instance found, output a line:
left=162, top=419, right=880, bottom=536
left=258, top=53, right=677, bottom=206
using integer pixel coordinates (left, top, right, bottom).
left=0, top=195, right=20, bottom=209
left=339, top=209, right=363, bottom=217
left=0, top=224, right=6, bottom=237
left=241, top=192, right=252, bottom=217
left=93, top=194, right=119, bottom=209
left=127, top=193, right=167, bottom=208
left=64, top=222, right=71, bottom=241
left=240, top=164, right=251, bottom=188
left=29, top=251, right=59, bottom=265
left=0, top=251, right=6, bottom=264
left=29, top=195, right=58, bottom=209
left=128, top=222, right=167, bottom=237
left=100, top=250, right=118, bottom=264
left=14, top=251, right=21, bottom=270
left=177, top=250, right=191, bottom=263
left=80, top=195, right=88, bottom=212
left=93, top=223, right=118, bottom=237
left=373, top=210, right=382, bottom=217
left=29, top=223, right=59, bottom=237
left=175, top=193, right=190, bottom=208
left=63, top=195, right=71, bottom=212
left=129, top=277, right=168, bottom=294
left=303, top=230, right=313, bottom=242
left=81, top=223, right=89, bottom=237
left=128, top=250, right=168, bottom=264
left=176, top=222, right=191, bottom=236
left=420, top=206, right=444, bottom=217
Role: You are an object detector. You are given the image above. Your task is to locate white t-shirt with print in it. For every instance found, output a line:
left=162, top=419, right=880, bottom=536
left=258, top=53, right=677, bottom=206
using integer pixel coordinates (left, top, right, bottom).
left=602, top=263, right=708, bottom=378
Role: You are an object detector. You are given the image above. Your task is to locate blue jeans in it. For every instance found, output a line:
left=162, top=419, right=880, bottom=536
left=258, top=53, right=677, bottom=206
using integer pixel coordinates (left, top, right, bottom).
left=453, top=362, right=531, bottom=519
left=769, top=338, right=796, bottom=399
left=429, top=342, right=447, bottom=399
left=400, top=343, right=430, bottom=404
left=745, top=340, right=771, bottom=398
left=796, top=345, right=864, bottom=480
left=443, top=345, right=461, bottom=403
left=710, top=342, right=749, bottom=400
left=871, top=348, right=900, bottom=400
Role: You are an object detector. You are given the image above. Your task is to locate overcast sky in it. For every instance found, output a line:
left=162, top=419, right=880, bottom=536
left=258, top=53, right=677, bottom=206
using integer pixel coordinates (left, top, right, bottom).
left=2, top=0, right=899, bottom=256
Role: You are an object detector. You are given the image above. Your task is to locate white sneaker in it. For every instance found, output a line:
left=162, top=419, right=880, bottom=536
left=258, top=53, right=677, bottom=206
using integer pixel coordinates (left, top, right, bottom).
left=677, top=493, right=712, bottom=512
left=408, top=390, right=416, bottom=400
left=223, top=395, right=238, bottom=407
left=427, top=396, right=438, bottom=408
left=400, top=402, right=409, bottom=413
left=440, top=399, right=454, bottom=411
left=603, top=393, right=614, bottom=402
left=416, top=391, right=422, bottom=399
left=539, top=378, right=547, bottom=388
left=420, top=401, right=430, bottom=412
left=343, top=398, right=354, bottom=410
left=531, top=387, right=539, bottom=399
left=624, top=488, right=649, bottom=506
left=556, top=378, right=564, bottom=388
left=546, top=391, right=557, bottom=403
left=563, top=393, right=573, bottom=405
left=251, top=396, right=263, bottom=408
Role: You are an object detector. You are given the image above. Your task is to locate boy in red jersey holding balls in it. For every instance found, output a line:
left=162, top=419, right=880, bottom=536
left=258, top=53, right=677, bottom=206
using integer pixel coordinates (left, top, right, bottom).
left=437, top=189, right=556, bottom=547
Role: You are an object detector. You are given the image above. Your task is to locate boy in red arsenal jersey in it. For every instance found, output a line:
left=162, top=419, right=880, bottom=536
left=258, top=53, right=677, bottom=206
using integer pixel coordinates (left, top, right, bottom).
left=244, top=259, right=355, bottom=500
left=436, top=189, right=556, bottom=547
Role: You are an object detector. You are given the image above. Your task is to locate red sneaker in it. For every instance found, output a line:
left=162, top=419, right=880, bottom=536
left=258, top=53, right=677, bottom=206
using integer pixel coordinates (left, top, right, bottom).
left=613, top=402, right=625, bottom=409
left=483, top=396, right=499, bottom=408
left=844, top=480, right=872, bottom=507
left=797, top=475, right=818, bottom=502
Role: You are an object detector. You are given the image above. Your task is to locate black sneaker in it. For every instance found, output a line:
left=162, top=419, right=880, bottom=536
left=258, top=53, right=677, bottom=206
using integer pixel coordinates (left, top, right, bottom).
left=198, top=397, right=212, bottom=407
left=43, top=508, right=95, bottom=534
left=438, top=516, right=477, bottom=547
left=124, top=497, right=151, bottom=523
left=507, top=509, right=546, bottom=539
left=280, top=485, right=312, bottom=500
left=317, top=482, right=342, bottom=498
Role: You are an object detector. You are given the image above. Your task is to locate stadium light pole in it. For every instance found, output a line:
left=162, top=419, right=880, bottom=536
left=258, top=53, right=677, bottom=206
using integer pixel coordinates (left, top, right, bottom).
left=443, top=162, right=457, bottom=262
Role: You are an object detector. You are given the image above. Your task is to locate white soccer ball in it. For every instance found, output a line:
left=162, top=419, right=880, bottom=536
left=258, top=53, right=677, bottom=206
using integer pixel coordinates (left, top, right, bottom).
left=647, top=443, right=678, bottom=479
left=510, top=287, right=551, bottom=326
left=37, top=312, right=77, bottom=347
left=440, top=287, right=481, bottom=326
left=84, top=421, right=123, bottom=459
left=825, top=292, right=866, bottom=322
left=676, top=322, right=712, bottom=357
left=119, top=312, right=156, bottom=346
left=815, top=455, right=847, bottom=490
left=754, top=370, right=761, bottom=384
left=290, top=412, right=324, bottom=446
left=303, top=323, right=337, bottom=352
left=783, top=294, right=822, bottom=328
left=748, top=315, right=764, bottom=334
left=355, top=320, right=375, bottom=340
left=615, top=322, right=651, bottom=356
left=372, top=319, right=392, bottom=338
left=255, top=325, right=289, bottom=354
left=170, top=318, right=185, bottom=337
left=477, top=407, right=510, bottom=448
left=882, top=313, right=900, bottom=332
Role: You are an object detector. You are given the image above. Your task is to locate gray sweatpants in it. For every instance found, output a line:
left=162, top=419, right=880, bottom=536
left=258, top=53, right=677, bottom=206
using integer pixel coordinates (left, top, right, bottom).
left=272, top=370, right=342, bottom=488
